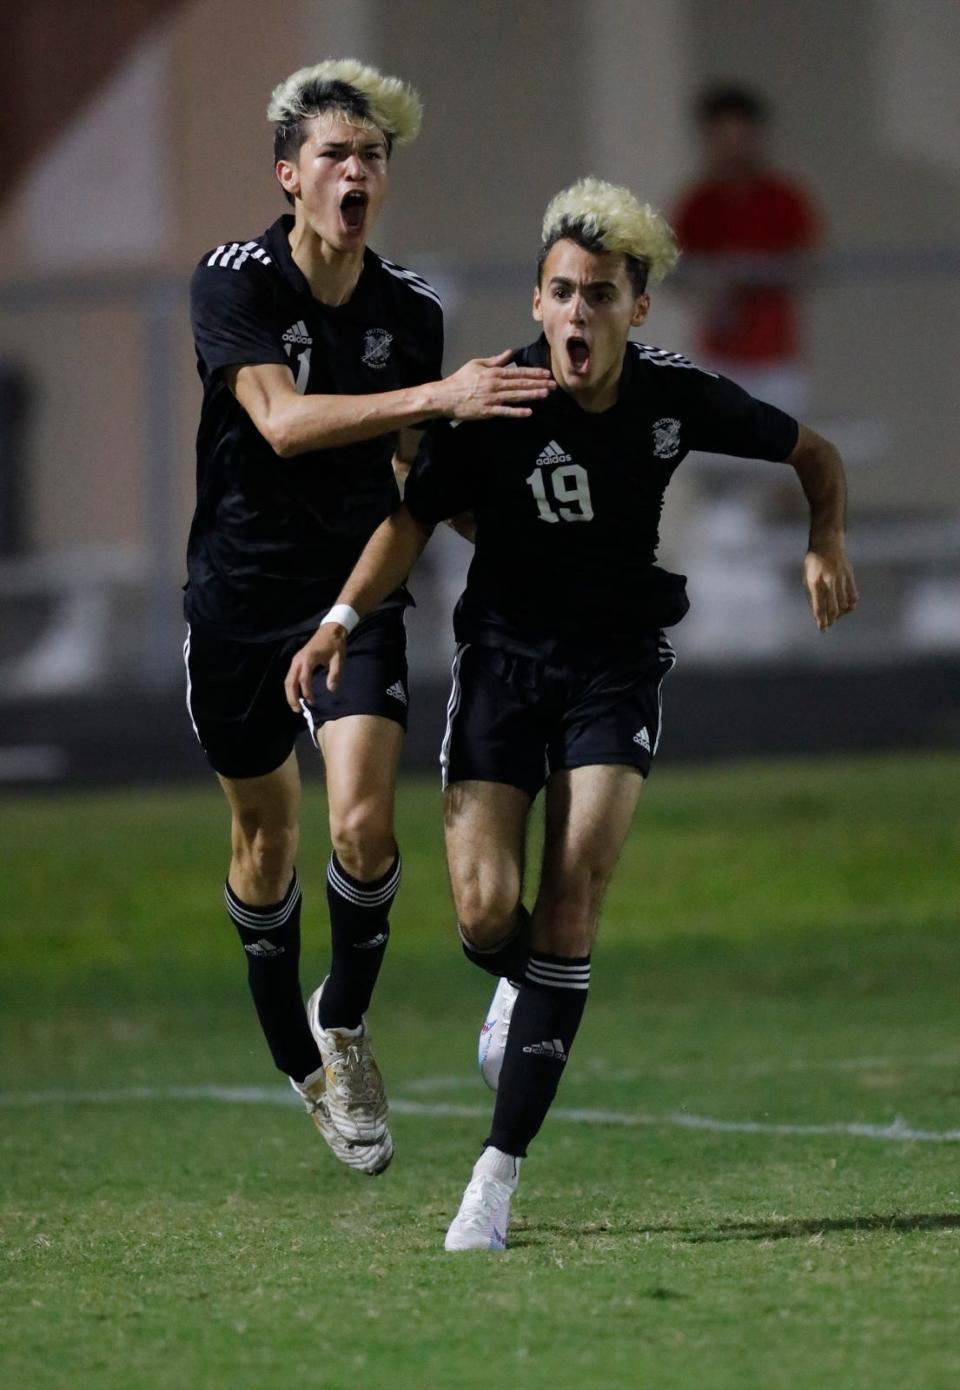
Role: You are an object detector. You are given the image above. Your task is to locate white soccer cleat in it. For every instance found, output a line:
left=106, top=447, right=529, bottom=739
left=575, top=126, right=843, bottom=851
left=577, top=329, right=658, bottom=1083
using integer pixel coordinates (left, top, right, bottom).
left=444, top=1147, right=520, bottom=1252
left=289, top=1072, right=393, bottom=1176
left=478, top=977, right=519, bottom=1091
left=306, top=980, right=389, bottom=1144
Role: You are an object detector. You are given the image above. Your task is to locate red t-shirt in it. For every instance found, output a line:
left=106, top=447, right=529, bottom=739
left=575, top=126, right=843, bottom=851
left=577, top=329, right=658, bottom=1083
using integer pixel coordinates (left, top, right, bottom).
left=674, top=171, right=819, bottom=364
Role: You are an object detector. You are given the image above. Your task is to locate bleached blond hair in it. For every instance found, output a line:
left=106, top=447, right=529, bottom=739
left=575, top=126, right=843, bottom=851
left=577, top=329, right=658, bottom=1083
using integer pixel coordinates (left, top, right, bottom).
left=540, top=177, right=680, bottom=289
left=267, top=58, right=422, bottom=148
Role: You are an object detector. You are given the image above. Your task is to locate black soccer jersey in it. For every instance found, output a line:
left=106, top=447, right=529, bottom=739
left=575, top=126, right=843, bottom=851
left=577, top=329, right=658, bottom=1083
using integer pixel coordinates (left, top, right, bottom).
left=404, top=336, right=798, bottom=658
left=185, top=215, right=443, bottom=641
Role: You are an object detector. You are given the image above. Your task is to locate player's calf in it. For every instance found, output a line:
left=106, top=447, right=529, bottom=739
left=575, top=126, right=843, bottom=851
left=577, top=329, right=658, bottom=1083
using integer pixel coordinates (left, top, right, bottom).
left=320, top=850, right=400, bottom=1030
left=224, top=870, right=321, bottom=1081
left=486, top=950, right=591, bottom=1157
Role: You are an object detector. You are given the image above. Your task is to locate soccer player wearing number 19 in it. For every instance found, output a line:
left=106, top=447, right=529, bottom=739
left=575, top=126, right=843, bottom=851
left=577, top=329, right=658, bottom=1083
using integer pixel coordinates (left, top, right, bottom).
left=284, top=178, right=858, bottom=1239
left=183, top=60, right=553, bottom=1177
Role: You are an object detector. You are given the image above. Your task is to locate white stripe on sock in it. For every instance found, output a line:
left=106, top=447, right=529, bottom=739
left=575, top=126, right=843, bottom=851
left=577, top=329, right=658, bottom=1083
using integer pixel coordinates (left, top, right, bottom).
left=525, top=958, right=591, bottom=991
left=327, top=856, right=401, bottom=908
left=224, top=874, right=301, bottom=931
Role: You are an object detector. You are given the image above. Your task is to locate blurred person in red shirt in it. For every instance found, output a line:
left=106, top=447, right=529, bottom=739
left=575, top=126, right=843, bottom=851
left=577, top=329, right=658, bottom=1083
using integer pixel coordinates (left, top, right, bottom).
left=674, top=84, right=820, bottom=417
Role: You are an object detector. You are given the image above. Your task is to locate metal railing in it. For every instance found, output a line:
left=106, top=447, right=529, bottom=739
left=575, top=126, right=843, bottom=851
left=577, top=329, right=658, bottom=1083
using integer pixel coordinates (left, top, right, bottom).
left=0, top=246, right=958, bottom=694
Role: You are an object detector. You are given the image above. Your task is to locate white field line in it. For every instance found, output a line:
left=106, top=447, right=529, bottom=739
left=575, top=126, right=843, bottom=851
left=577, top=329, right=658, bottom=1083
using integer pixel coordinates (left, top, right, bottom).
left=405, top=1054, right=960, bottom=1090
left=580, top=1053, right=960, bottom=1082
left=2, top=1085, right=959, bottom=1144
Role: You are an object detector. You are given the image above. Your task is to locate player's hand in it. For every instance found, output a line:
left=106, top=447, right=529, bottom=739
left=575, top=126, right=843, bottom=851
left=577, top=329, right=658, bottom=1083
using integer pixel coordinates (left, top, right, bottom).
left=437, top=349, right=555, bottom=421
left=284, top=625, right=347, bottom=710
left=803, top=544, right=859, bottom=631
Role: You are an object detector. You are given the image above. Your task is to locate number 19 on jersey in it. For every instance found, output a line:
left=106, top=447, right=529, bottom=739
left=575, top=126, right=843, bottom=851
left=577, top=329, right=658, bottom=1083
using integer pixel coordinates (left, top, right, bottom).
left=525, top=463, right=594, bottom=524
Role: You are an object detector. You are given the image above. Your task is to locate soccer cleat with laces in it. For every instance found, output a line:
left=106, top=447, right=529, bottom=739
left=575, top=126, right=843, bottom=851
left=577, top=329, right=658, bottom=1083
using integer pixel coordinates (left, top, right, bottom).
left=306, top=979, right=389, bottom=1144
left=478, top=977, right=519, bottom=1091
left=444, top=1147, right=521, bottom=1252
left=289, top=1071, right=393, bottom=1176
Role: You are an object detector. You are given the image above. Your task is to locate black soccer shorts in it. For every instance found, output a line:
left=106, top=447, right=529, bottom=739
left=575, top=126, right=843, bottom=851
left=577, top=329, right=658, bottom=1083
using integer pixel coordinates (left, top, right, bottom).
left=440, top=633, right=676, bottom=798
left=184, top=608, right=409, bottom=780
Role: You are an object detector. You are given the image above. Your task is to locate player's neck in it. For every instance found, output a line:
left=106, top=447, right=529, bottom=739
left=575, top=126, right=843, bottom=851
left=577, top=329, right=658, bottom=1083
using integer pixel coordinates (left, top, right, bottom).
left=287, top=220, right=365, bottom=306
left=552, top=349, right=626, bottom=414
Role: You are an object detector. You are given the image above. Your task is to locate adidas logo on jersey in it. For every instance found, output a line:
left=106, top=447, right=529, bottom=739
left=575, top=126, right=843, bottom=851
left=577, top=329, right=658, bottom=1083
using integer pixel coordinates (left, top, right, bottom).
left=522, top=1038, right=568, bottom=1061
left=244, top=937, right=285, bottom=958
left=535, top=440, right=572, bottom=467
left=385, top=680, right=408, bottom=705
left=633, top=727, right=651, bottom=751
left=282, top=320, right=313, bottom=346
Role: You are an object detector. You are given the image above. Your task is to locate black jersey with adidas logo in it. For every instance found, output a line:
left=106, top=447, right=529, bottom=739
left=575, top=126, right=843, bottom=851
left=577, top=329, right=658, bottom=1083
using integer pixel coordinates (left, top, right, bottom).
left=185, top=215, right=443, bottom=641
left=404, top=335, right=798, bottom=659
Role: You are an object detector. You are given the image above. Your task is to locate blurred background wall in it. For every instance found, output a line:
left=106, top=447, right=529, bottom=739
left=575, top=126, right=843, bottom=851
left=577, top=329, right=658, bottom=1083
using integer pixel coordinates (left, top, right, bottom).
left=0, top=0, right=957, bottom=783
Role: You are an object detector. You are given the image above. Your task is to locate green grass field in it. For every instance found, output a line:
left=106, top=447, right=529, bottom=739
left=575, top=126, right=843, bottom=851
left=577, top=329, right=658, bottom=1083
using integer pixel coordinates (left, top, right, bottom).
left=2, top=754, right=959, bottom=1390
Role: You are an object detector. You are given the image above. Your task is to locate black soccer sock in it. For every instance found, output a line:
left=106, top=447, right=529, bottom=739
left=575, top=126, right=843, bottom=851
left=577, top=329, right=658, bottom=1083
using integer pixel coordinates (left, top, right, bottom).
left=224, top=871, right=321, bottom=1082
left=319, top=851, right=400, bottom=1029
left=460, top=903, right=532, bottom=983
left=487, top=950, right=590, bottom=1158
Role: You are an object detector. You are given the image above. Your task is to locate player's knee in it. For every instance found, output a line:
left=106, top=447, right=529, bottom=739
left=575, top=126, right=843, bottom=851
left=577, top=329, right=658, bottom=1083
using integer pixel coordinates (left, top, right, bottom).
left=454, top=881, right=521, bottom=951
left=329, top=801, right=395, bottom=879
left=231, top=818, right=298, bottom=892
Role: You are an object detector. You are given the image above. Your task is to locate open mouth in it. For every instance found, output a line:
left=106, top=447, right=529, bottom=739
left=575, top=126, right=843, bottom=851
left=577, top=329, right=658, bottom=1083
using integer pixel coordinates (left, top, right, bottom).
left=340, top=190, right=368, bottom=232
left=566, top=336, right=591, bottom=374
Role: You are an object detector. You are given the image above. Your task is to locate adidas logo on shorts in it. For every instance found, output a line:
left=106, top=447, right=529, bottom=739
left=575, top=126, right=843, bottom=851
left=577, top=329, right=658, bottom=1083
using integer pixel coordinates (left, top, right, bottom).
left=633, top=727, right=651, bottom=751
left=522, top=1038, right=568, bottom=1061
left=385, top=681, right=407, bottom=706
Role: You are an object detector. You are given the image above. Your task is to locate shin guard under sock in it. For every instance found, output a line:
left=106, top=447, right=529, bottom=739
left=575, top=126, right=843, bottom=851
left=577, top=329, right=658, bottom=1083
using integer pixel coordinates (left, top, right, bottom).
left=487, top=950, right=590, bottom=1157
left=224, top=871, right=320, bottom=1082
left=319, top=851, right=400, bottom=1029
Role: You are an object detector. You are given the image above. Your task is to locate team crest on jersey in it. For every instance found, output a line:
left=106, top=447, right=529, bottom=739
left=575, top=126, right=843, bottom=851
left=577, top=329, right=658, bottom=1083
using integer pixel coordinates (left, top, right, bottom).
left=652, top=417, right=682, bottom=459
left=362, top=328, right=393, bottom=369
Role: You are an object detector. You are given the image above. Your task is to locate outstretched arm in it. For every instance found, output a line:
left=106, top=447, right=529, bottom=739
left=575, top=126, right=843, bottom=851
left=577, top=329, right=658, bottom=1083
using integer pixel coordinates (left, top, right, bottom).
left=787, top=423, right=858, bottom=630
left=284, top=504, right=433, bottom=709
left=230, top=351, right=553, bottom=458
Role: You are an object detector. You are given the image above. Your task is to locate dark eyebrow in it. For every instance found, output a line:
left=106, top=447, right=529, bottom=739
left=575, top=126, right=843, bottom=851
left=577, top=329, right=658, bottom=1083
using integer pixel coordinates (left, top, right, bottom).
left=318, top=139, right=386, bottom=152
left=548, top=277, right=620, bottom=292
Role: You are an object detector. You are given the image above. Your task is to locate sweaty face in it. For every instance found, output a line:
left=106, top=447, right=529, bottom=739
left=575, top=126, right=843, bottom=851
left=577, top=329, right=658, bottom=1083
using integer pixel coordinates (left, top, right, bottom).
left=533, top=240, right=648, bottom=408
left=278, top=113, right=389, bottom=252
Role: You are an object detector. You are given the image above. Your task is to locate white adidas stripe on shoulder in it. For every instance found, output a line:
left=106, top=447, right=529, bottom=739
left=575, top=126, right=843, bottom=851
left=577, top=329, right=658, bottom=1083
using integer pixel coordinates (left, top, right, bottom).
left=379, top=256, right=438, bottom=293
left=379, top=256, right=443, bottom=309
left=631, top=342, right=715, bottom=375
left=205, top=240, right=272, bottom=271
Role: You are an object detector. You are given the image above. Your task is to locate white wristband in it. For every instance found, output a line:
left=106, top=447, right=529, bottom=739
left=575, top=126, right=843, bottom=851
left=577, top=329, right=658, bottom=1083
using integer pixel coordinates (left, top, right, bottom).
left=321, top=603, right=359, bottom=633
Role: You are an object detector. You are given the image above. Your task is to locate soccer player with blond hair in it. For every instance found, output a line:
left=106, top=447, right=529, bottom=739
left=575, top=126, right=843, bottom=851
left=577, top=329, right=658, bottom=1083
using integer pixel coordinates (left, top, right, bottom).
left=184, top=60, right=553, bottom=1177
left=284, top=177, right=858, bottom=1240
